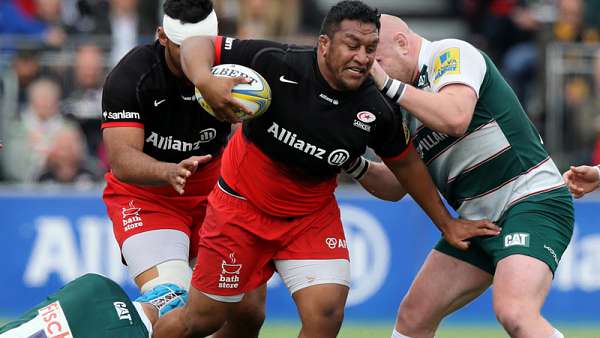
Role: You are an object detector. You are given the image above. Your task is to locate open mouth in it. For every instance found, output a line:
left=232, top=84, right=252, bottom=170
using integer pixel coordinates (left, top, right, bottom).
left=345, top=66, right=366, bottom=78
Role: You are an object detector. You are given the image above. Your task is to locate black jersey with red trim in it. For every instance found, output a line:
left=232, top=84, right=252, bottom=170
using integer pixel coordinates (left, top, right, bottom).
left=214, top=37, right=412, bottom=217
left=101, top=41, right=230, bottom=164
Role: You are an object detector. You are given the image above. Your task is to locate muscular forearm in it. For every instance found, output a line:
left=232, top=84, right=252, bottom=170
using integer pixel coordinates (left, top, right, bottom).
left=399, top=86, right=471, bottom=137
left=180, top=36, right=215, bottom=89
left=385, top=149, right=452, bottom=231
left=357, top=161, right=407, bottom=201
left=110, top=146, right=173, bottom=186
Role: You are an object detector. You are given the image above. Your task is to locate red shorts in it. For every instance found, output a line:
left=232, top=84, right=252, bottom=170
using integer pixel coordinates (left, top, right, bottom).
left=103, top=158, right=220, bottom=260
left=191, top=186, right=349, bottom=296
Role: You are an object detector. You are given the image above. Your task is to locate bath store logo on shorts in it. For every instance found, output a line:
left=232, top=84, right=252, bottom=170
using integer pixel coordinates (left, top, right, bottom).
left=219, top=252, right=242, bottom=289
left=122, top=200, right=143, bottom=232
left=339, top=204, right=391, bottom=306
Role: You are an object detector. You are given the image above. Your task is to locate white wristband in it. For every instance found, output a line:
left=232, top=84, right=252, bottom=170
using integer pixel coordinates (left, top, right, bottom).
left=595, top=165, right=600, bottom=180
left=381, top=75, right=407, bottom=103
left=344, top=156, right=370, bottom=180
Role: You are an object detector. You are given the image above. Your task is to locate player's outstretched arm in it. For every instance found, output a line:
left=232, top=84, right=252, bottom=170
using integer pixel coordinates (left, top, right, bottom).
left=384, top=146, right=500, bottom=250
left=563, top=165, right=600, bottom=198
left=180, top=36, right=251, bottom=123
left=344, top=156, right=407, bottom=201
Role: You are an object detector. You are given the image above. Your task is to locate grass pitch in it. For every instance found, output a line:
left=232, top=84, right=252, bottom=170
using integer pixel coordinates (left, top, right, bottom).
left=259, top=322, right=600, bottom=338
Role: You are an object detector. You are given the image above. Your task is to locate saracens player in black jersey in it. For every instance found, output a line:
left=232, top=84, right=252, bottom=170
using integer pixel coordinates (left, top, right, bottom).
left=153, top=2, right=500, bottom=338
left=100, top=0, right=264, bottom=336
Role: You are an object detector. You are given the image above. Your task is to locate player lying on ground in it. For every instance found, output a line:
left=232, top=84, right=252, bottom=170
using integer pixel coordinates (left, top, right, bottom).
left=0, top=273, right=186, bottom=338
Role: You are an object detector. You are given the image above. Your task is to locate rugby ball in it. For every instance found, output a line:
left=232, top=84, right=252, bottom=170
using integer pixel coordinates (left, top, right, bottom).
left=195, top=64, right=271, bottom=120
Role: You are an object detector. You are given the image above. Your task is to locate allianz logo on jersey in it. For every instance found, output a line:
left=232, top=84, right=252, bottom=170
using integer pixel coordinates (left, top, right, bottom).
left=267, top=122, right=350, bottom=166
left=103, top=110, right=141, bottom=120
left=145, top=129, right=217, bottom=151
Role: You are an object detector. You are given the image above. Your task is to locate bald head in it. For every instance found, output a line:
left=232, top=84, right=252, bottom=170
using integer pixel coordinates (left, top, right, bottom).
left=375, top=14, right=421, bottom=83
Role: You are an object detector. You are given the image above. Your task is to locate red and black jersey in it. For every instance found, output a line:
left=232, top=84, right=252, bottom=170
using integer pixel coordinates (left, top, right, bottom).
left=101, top=41, right=231, bottom=164
left=215, top=37, right=412, bottom=217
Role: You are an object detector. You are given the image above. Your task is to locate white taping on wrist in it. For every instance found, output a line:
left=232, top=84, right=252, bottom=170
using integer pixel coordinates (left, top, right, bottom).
left=381, top=75, right=407, bottom=103
left=345, top=156, right=370, bottom=180
left=162, top=10, right=218, bottom=45
left=595, top=165, right=600, bottom=180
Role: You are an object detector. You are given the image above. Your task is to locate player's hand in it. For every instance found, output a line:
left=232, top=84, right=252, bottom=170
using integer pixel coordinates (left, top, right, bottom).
left=442, top=218, right=500, bottom=251
left=563, top=165, right=600, bottom=198
left=369, top=59, right=387, bottom=90
left=167, top=155, right=212, bottom=195
left=199, top=75, right=252, bottom=123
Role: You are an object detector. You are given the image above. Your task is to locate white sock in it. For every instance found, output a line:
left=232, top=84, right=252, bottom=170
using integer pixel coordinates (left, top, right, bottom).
left=550, top=328, right=564, bottom=338
left=391, top=329, right=412, bottom=338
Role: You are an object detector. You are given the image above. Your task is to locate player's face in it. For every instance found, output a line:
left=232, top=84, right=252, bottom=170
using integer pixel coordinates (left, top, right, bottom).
left=157, top=27, right=184, bottom=76
left=320, top=20, right=379, bottom=91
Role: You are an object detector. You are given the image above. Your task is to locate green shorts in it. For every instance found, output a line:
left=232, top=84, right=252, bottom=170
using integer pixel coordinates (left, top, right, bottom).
left=435, top=187, right=574, bottom=275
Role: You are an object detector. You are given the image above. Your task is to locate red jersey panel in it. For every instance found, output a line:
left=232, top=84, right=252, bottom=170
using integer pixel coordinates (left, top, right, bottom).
left=221, top=129, right=336, bottom=218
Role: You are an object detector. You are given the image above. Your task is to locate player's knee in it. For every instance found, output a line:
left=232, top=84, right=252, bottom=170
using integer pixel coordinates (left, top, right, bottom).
left=396, top=299, right=435, bottom=335
left=184, top=308, right=228, bottom=336
left=307, top=300, right=345, bottom=327
left=493, top=302, right=531, bottom=335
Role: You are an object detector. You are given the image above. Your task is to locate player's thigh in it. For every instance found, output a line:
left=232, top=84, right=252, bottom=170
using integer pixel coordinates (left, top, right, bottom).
left=484, top=191, right=574, bottom=275
left=493, top=254, right=552, bottom=313
left=398, top=249, right=492, bottom=322
left=122, top=229, right=191, bottom=283
left=192, top=188, right=277, bottom=302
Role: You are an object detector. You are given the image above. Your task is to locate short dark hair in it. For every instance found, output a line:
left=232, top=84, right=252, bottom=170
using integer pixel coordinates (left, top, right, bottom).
left=319, top=1, right=380, bottom=37
left=163, top=0, right=213, bottom=24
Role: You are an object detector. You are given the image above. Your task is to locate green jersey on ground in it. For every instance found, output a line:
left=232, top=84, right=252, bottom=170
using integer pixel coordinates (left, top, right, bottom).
left=0, top=274, right=151, bottom=338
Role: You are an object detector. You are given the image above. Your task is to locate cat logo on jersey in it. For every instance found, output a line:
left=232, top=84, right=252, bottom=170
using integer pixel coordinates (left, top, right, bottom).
left=433, top=48, right=460, bottom=83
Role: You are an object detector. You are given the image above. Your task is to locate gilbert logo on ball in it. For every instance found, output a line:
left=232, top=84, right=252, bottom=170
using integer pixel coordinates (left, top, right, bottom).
left=195, top=64, right=272, bottom=120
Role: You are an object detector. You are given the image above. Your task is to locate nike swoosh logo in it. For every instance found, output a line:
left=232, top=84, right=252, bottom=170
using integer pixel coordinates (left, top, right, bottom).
left=154, top=99, right=166, bottom=107
left=279, top=75, right=298, bottom=84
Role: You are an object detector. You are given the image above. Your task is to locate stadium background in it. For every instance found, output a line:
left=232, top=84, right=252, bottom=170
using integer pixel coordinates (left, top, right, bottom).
left=0, top=0, right=599, bottom=337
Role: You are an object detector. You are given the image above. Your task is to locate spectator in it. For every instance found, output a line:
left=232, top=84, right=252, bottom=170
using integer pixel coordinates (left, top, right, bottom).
left=2, top=78, right=71, bottom=182
left=106, top=0, right=157, bottom=64
left=37, top=125, right=98, bottom=186
left=63, top=43, right=105, bottom=157
left=0, top=0, right=66, bottom=50
left=237, top=0, right=300, bottom=38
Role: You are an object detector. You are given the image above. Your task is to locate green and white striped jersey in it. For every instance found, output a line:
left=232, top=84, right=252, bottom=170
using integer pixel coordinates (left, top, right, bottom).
left=410, top=38, right=565, bottom=222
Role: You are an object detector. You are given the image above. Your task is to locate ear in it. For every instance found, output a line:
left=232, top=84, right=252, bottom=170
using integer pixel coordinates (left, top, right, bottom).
left=393, top=32, right=409, bottom=55
left=318, top=35, right=330, bottom=57
left=157, top=27, right=168, bottom=47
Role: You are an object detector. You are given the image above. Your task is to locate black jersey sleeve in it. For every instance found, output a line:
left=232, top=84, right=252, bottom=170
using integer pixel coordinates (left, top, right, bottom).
left=101, top=49, right=146, bottom=128
left=215, top=36, right=286, bottom=69
left=370, top=97, right=412, bottom=160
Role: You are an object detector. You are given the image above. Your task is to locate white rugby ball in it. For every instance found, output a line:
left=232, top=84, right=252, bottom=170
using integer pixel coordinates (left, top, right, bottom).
left=195, top=64, right=271, bottom=120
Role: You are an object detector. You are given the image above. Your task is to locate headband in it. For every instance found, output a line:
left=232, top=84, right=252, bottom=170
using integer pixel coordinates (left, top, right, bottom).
left=162, top=10, right=218, bottom=45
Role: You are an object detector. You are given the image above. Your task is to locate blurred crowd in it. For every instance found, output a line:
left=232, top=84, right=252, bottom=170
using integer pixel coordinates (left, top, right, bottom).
left=0, top=0, right=599, bottom=187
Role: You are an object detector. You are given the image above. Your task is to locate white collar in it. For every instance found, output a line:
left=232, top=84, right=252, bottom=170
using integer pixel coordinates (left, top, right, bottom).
left=417, top=37, right=434, bottom=71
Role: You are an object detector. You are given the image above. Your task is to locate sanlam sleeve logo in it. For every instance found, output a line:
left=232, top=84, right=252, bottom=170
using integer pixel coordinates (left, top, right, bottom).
left=103, top=110, right=141, bottom=120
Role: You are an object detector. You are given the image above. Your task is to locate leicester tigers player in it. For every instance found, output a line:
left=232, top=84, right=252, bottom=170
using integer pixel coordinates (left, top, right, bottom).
left=152, top=1, right=499, bottom=337
left=356, top=14, right=574, bottom=338
left=101, top=0, right=264, bottom=336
